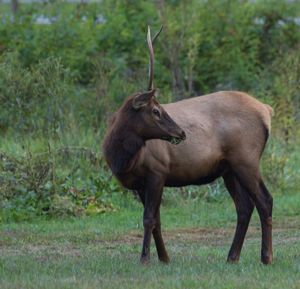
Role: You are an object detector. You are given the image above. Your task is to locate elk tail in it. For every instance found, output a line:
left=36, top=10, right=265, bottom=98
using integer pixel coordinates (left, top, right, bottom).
left=265, top=104, right=274, bottom=117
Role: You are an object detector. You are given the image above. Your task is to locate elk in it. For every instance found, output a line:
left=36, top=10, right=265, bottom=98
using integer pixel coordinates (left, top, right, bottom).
left=103, top=26, right=274, bottom=265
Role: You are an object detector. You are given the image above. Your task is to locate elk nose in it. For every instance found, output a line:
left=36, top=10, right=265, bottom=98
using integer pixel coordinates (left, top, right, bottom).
left=181, top=130, right=186, bottom=140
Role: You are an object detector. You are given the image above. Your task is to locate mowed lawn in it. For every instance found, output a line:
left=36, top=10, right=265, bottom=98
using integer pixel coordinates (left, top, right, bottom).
left=1, top=193, right=300, bottom=289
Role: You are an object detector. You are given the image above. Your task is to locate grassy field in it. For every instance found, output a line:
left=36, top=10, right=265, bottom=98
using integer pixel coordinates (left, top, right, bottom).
left=1, top=193, right=300, bottom=289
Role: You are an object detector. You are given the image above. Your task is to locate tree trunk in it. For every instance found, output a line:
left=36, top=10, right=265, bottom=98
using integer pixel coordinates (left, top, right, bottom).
left=11, top=0, right=19, bottom=14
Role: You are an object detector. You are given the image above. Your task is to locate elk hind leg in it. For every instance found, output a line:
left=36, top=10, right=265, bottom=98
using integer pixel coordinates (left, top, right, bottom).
left=233, top=165, right=273, bottom=264
left=223, top=171, right=254, bottom=263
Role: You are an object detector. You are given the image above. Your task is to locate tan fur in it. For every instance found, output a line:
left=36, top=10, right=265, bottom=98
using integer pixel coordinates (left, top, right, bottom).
left=135, top=91, right=273, bottom=186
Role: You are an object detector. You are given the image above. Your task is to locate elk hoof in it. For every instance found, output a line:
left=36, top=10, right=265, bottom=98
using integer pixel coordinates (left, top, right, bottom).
left=140, top=256, right=150, bottom=265
left=159, top=255, right=170, bottom=264
left=227, top=254, right=240, bottom=264
left=261, top=254, right=273, bottom=265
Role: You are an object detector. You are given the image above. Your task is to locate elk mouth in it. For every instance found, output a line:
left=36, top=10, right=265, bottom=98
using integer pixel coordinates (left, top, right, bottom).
left=162, top=134, right=186, bottom=145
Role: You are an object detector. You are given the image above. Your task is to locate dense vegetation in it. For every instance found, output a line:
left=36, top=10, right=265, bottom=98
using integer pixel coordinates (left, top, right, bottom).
left=0, top=0, right=299, bottom=222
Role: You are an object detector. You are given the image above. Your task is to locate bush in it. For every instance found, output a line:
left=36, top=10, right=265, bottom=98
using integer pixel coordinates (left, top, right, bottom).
left=1, top=0, right=299, bottom=124
left=0, top=146, right=122, bottom=222
left=0, top=53, right=73, bottom=134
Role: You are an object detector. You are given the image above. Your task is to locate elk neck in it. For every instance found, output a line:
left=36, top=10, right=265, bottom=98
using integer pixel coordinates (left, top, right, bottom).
left=102, top=113, right=145, bottom=178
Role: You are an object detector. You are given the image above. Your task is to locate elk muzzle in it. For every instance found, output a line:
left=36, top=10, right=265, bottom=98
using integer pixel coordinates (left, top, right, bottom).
left=162, top=129, right=186, bottom=145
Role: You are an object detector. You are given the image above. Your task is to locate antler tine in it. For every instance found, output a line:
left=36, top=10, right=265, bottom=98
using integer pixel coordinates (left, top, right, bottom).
left=152, top=25, right=163, bottom=44
left=147, top=26, right=154, bottom=91
left=147, top=25, right=163, bottom=91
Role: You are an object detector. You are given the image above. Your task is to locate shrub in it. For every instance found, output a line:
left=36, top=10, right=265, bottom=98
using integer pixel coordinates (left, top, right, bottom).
left=0, top=53, right=73, bottom=134
left=0, top=146, right=122, bottom=222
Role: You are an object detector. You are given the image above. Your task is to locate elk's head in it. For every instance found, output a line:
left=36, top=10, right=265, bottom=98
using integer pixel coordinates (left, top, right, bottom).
left=129, top=26, right=186, bottom=145
left=130, top=89, right=186, bottom=144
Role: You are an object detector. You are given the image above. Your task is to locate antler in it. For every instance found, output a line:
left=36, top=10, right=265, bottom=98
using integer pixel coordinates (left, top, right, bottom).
left=147, top=25, right=163, bottom=91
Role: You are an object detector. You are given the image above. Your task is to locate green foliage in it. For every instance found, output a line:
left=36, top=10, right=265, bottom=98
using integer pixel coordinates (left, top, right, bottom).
left=0, top=146, right=122, bottom=222
left=267, top=50, right=299, bottom=142
left=1, top=0, right=299, bottom=130
left=0, top=0, right=299, bottom=132
left=0, top=53, right=72, bottom=134
left=262, top=140, right=290, bottom=194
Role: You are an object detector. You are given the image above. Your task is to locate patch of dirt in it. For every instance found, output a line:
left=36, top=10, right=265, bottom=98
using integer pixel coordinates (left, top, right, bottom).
left=105, top=222, right=300, bottom=247
left=0, top=244, right=82, bottom=258
left=1, top=219, right=299, bottom=257
left=104, top=227, right=235, bottom=247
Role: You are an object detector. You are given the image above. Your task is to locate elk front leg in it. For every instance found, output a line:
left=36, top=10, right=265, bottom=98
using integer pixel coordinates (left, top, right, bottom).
left=138, top=190, right=169, bottom=263
left=152, top=209, right=169, bottom=263
left=140, top=175, right=164, bottom=264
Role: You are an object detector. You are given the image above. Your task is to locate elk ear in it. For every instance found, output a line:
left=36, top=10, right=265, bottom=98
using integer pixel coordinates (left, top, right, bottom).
left=132, top=89, right=155, bottom=110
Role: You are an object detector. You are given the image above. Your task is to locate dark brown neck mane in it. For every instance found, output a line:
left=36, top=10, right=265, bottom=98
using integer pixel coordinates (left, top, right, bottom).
left=102, top=103, right=145, bottom=177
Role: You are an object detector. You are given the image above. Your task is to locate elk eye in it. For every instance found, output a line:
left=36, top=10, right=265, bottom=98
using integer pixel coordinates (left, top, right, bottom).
left=153, top=108, right=160, bottom=117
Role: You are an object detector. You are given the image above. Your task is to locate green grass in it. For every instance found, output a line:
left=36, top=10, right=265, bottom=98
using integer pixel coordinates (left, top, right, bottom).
left=1, top=193, right=300, bottom=289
